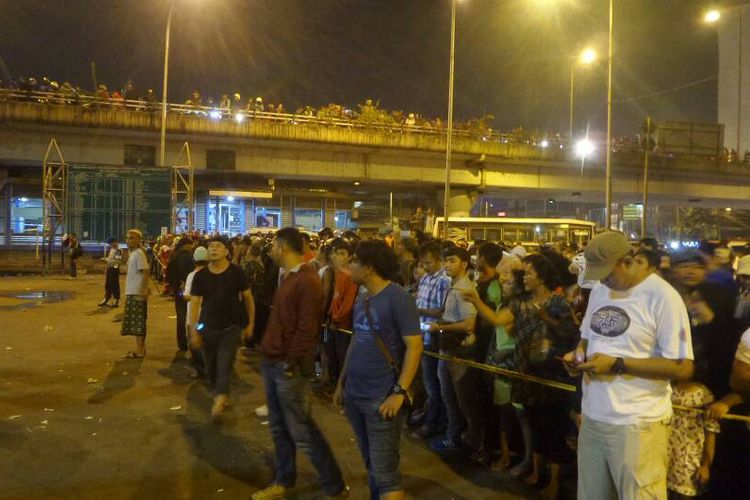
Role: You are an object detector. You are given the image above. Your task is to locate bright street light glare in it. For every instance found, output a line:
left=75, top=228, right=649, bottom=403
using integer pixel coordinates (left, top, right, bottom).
left=704, top=10, right=721, bottom=23
left=540, top=140, right=549, bottom=148
left=234, top=112, right=245, bottom=123
left=209, top=109, right=222, bottom=120
left=579, top=48, right=597, bottom=65
left=575, top=138, right=595, bottom=158
left=227, top=196, right=234, bottom=202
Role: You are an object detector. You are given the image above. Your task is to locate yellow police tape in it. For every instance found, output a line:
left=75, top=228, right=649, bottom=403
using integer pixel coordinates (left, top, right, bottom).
left=331, top=327, right=750, bottom=424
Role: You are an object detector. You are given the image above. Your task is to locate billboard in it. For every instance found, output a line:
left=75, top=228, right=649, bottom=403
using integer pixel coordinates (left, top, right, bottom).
left=67, top=165, right=170, bottom=242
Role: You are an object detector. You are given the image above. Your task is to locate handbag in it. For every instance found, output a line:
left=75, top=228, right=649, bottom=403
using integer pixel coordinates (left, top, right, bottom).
left=364, top=294, right=415, bottom=405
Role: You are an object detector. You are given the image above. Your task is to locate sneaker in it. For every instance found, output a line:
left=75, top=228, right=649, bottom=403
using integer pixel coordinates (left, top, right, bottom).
left=326, top=485, right=351, bottom=499
left=254, top=404, right=269, bottom=418
left=251, top=484, right=288, bottom=500
left=430, top=437, right=460, bottom=451
left=98, top=299, right=108, bottom=307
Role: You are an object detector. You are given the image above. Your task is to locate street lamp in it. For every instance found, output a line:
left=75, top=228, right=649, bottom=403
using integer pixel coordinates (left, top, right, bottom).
left=442, top=0, right=460, bottom=240
left=705, top=6, right=743, bottom=155
left=575, top=138, right=595, bottom=158
left=569, top=47, right=597, bottom=138
left=605, top=0, right=614, bottom=229
left=159, top=0, right=176, bottom=167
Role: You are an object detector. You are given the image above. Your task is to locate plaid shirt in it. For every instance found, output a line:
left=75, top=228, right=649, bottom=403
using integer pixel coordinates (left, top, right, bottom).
left=416, top=269, right=451, bottom=345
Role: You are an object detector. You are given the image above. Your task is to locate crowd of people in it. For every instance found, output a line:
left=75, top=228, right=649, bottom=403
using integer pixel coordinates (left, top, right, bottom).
left=90, top=221, right=750, bottom=500
left=1, top=76, right=544, bottom=140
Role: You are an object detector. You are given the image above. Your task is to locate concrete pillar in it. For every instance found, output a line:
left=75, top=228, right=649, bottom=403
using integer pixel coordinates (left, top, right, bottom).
left=435, top=190, right=476, bottom=217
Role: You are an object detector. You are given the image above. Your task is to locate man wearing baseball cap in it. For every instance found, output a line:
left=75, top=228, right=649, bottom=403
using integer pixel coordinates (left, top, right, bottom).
left=562, top=231, right=694, bottom=499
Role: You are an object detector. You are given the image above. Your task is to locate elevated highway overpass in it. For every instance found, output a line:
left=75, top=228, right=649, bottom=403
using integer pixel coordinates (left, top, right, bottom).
left=1, top=96, right=748, bottom=210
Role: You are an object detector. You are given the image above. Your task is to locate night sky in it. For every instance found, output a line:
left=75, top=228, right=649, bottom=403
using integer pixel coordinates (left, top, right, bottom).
left=0, top=1, right=729, bottom=136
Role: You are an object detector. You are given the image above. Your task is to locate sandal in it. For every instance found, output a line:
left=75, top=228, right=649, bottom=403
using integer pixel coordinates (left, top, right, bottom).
left=123, top=351, right=144, bottom=359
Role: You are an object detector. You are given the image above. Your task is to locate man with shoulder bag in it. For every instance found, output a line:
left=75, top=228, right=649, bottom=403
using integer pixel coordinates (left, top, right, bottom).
left=334, top=239, right=423, bottom=500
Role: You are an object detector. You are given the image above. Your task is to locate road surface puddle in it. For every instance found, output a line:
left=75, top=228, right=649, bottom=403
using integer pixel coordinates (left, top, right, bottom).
left=0, top=291, right=74, bottom=310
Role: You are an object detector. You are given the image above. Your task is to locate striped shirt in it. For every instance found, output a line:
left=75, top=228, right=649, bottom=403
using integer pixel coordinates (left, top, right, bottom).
left=416, top=269, right=451, bottom=345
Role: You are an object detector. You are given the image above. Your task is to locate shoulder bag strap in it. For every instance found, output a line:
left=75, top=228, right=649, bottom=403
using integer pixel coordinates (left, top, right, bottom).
left=364, top=294, right=401, bottom=373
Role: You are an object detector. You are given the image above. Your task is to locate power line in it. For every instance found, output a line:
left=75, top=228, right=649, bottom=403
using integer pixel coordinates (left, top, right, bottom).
left=615, top=75, right=717, bottom=104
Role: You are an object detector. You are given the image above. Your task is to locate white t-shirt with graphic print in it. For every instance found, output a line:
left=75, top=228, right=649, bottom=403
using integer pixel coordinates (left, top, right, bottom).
left=581, top=273, right=693, bottom=425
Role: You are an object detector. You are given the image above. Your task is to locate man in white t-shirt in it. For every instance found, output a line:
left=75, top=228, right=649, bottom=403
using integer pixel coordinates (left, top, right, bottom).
left=183, top=245, right=208, bottom=378
left=731, top=328, right=750, bottom=395
left=121, top=229, right=150, bottom=358
left=563, top=231, right=694, bottom=500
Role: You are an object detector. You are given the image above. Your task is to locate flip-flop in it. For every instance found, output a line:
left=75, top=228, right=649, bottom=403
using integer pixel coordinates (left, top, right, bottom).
left=123, top=352, right=144, bottom=359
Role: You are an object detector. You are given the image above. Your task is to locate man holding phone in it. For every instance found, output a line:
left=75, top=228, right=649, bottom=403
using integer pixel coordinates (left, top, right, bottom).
left=563, top=231, right=694, bottom=499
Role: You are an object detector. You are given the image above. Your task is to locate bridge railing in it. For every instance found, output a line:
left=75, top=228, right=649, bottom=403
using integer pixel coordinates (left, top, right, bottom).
left=0, top=89, right=742, bottom=172
left=0, top=89, right=568, bottom=159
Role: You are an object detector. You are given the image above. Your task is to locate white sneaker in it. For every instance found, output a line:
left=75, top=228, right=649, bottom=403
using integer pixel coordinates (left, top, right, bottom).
left=254, top=404, right=269, bottom=418
left=251, top=483, right=287, bottom=500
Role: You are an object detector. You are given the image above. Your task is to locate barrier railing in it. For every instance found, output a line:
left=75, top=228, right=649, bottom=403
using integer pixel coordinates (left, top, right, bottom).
left=0, top=88, right=542, bottom=146
left=331, top=326, right=750, bottom=423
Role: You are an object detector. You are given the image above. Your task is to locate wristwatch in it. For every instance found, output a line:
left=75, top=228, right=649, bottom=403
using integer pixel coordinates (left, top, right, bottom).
left=610, top=357, right=626, bottom=375
left=391, top=384, right=405, bottom=396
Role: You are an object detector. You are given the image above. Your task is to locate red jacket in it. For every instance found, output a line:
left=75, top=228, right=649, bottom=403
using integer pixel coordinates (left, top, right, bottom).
left=329, top=269, right=358, bottom=331
left=261, top=264, right=322, bottom=365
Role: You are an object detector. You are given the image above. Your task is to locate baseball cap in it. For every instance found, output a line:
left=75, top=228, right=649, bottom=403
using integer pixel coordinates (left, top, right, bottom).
left=737, top=255, right=750, bottom=276
left=193, top=246, right=208, bottom=262
left=581, top=232, right=632, bottom=281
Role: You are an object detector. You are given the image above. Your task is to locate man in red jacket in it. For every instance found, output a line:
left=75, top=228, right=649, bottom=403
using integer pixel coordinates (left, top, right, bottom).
left=253, top=227, right=347, bottom=500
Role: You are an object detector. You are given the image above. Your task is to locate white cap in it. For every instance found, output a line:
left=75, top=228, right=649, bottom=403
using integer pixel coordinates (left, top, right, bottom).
left=510, top=245, right=527, bottom=258
left=193, top=246, right=208, bottom=262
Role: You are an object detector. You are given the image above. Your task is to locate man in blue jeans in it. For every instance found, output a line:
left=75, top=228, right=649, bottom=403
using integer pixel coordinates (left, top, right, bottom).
left=254, top=228, right=348, bottom=500
left=411, top=241, right=451, bottom=440
left=335, top=240, right=423, bottom=500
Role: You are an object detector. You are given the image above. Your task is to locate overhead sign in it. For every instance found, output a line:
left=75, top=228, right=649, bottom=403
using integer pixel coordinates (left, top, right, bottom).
left=209, top=190, right=273, bottom=199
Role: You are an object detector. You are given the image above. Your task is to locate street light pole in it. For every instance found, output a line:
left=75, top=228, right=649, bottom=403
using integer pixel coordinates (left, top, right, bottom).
left=642, top=116, right=651, bottom=238
left=159, top=1, right=175, bottom=168
left=737, top=12, right=743, bottom=155
left=569, top=64, right=575, bottom=138
left=605, top=0, right=614, bottom=229
left=442, top=0, right=457, bottom=240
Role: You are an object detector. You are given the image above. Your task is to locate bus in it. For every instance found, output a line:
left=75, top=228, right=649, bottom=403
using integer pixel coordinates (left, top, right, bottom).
left=432, top=217, right=597, bottom=247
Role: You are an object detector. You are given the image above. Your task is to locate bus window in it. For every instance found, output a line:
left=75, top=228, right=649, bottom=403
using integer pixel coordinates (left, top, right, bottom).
left=486, top=229, right=500, bottom=242
left=470, top=228, right=484, bottom=241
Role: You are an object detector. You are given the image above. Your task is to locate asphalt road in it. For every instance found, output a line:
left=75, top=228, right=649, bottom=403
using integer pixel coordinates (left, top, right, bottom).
left=0, top=274, right=535, bottom=500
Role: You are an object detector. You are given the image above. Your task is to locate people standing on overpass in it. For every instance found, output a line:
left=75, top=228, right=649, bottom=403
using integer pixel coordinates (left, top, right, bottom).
left=121, top=229, right=150, bottom=359
left=563, top=231, right=694, bottom=499
left=99, top=237, right=122, bottom=307
left=253, top=228, right=347, bottom=500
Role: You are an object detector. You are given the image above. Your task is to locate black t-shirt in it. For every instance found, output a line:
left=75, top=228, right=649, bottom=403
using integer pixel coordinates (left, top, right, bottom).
left=190, top=264, right=249, bottom=329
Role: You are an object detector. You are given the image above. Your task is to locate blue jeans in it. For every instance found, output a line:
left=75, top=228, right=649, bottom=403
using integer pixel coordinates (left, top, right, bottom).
left=421, top=350, right=445, bottom=432
left=261, top=360, right=345, bottom=496
left=344, top=395, right=404, bottom=499
left=438, top=358, right=465, bottom=443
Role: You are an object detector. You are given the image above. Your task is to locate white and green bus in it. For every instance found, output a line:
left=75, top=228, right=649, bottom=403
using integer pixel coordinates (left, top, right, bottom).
left=433, top=217, right=597, bottom=246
